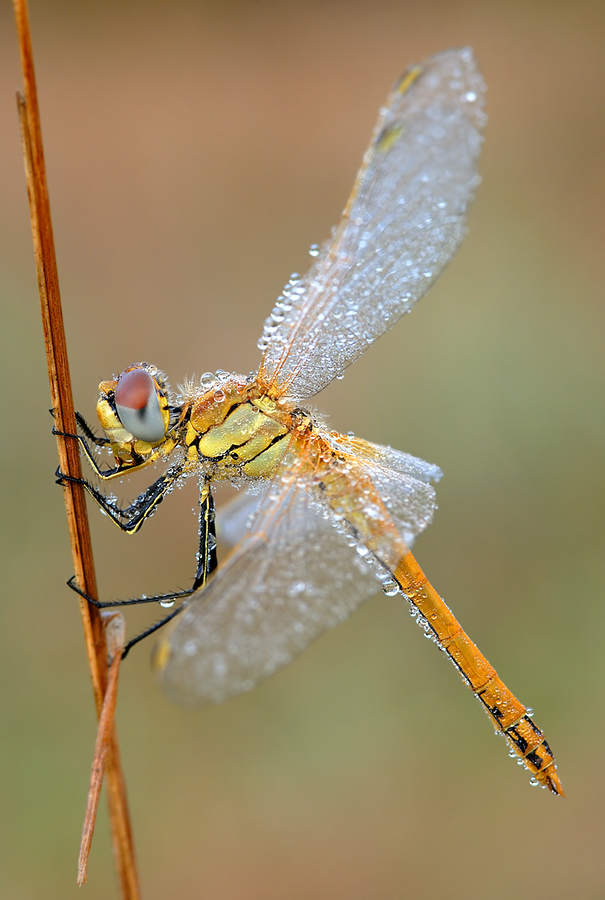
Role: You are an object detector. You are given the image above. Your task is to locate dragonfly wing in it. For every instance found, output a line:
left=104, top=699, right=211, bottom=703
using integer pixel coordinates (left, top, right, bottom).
left=217, top=432, right=442, bottom=551
left=156, top=441, right=383, bottom=706
left=326, top=433, right=442, bottom=547
left=217, top=486, right=267, bottom=550
left=258, top=47, right=485, bottom=400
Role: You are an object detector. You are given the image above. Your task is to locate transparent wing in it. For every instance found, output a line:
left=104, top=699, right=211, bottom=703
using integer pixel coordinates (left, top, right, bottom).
left=257, top=47, right=485, bottom=400
left=157, top=431, right=443, bottom=706
left=156, top=440, right=383, bottom=707
left=219, top=434, right=442, bottom=551
left=326, top=433, right=442, bottom=547
left=216, top=487, right=267, bottom=551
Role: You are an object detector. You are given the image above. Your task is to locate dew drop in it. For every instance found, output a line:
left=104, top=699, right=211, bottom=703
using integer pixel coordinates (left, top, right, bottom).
left=382, top=581, right=400, bottom=597
left=159, top=598, right=175, bottom=609
left=288, top=581, right=306, bottom=597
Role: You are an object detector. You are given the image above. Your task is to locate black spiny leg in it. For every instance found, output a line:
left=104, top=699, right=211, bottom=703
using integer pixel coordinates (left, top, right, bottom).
left=120, top=481, right=217, bottom=656
left=50, top=408, right=108, bottom=447
left=74, top=411, right=111, bottom=447
left=53, top=409, right=171, bottom=481
left=67, top=481, right=219, bottom=657
left=57, top=463, right=184, bottom=534
left=192, top=482, right=217, bottom=591
left=52, top=410, right=128, bottom=480
left=53, top=408, right=178, bottom=528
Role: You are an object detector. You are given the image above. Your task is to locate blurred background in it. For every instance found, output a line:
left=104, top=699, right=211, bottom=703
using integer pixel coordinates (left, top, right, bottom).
left=1, top=1, right=604, bottom=897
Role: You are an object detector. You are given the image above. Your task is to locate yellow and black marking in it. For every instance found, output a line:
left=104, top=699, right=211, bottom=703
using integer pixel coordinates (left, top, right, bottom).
left=375, top=122, right=405, bottom=154
left=192, top=481, right=217, bottom=591
left=394, top=63, right=423, bottom=96
left=503, top=715, right=558, bottom=786
left=184, top=388, right=294, bottom=479
left=373, top=65, right=424, bottom=155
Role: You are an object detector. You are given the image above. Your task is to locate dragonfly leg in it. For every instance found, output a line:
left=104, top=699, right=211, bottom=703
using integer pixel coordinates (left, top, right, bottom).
left=56, top=463, right=184, bottom=533
left=50, top=407, right=110, bottom=447
left=67, top=482, right=218, bottom=658
left=51, top=410, right=131, bottom=479
left=122, top=482, right=217, bottom=657
left=53, top=408, right=171, bottom=481
left=73, top=411, right=111, bottom=446
left=67, top=575, right=193, bottom=609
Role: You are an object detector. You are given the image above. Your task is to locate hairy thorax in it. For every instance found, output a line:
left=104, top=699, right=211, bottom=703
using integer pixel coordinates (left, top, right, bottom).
left=180, top=375, right=312, bottom=481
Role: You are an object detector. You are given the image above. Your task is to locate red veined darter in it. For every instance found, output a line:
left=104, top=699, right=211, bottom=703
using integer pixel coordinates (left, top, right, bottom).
left=74, top=48, right=563, bottom=795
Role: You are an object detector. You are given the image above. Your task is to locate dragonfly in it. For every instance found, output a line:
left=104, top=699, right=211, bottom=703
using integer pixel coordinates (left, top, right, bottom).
left=60, top=47, right=563, bottom=796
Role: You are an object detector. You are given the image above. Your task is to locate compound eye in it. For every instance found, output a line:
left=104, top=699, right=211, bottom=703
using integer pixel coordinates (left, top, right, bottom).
left=115, top=368, right=166, bottom=443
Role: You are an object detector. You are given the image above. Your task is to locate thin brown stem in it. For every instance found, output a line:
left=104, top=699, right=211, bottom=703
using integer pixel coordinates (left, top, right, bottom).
left=13, top=1, right=140, bottom=896
left=79, top=613, right=127, bottom=886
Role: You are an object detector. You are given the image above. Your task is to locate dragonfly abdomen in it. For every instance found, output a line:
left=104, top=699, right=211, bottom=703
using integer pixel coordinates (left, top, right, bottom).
left=392, top=550, right=564, bottom=795
left=319, top=460, right=564, bottom=795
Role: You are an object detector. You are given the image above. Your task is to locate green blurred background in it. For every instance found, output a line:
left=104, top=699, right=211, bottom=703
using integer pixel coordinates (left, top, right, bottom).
left=1, top=1, right=604, bottom=897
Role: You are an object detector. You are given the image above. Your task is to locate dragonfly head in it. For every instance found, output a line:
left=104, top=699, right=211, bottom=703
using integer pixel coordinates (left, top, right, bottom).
left=97, top=363, right=172, bottom=466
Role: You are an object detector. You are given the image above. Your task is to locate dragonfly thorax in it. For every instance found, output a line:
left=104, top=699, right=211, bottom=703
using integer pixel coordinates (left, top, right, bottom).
left=182, top=374, right=299, bottom=481
left=97, top=365, right=310, bottom=482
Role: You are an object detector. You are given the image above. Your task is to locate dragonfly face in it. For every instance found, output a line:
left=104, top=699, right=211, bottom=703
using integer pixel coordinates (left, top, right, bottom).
left=74, top=48, right=563, bottom=794
left=97, top=365, right=306, bottom=481
left=96, top=363, right=172, bottom=469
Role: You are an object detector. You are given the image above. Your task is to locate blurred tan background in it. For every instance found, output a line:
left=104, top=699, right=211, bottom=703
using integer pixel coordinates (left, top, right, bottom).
left=1, top=1, right=604, bottom=898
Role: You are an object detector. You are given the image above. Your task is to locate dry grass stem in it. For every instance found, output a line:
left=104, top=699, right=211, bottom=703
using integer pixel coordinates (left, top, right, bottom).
left=13, top=0, right=140, bottom=895
left=78, top=614, right=127, bottom=886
